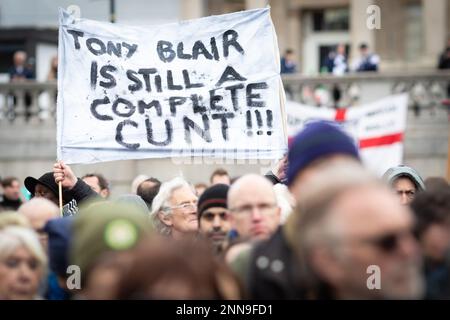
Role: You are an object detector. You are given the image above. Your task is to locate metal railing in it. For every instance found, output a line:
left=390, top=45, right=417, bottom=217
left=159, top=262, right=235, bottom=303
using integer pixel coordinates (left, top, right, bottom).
left=0, top=71, right=449, bottom=123
left=282, top=70, right=450, bottom=113
left=0, top=81, right=57, bottom=123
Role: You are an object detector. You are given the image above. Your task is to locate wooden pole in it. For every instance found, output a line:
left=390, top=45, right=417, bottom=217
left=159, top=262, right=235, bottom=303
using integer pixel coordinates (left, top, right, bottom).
left=58, top=181, right=63, bottom=217
left=57, top=158, right=63, bottom=217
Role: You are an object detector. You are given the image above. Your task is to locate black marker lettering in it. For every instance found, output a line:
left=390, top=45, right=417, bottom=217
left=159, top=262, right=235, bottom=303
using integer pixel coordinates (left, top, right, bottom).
left=212, top=112, right=234, bottom=140
left=246, top=82, right=268, bottom=108
left=99, top=65, right=117, bottom=89
left=127, top=70, right=142, bottom=92
left=112, top=97, right=135, bottom=117
left=223, top=30, right=244, bottom=57
left=138, top=100, right=162, bottom=116
left=116, top=120, right=140, bottom=150
left=169, top=96, right=187, bottom=116
left=145, top=116, right=173, bottom=146
left=216, top=66, right=247, bottom=87
left=67, top=30, right=84, bottom=50
left=86, top=38, right=106, bottom=56
left=90, top=97, right=112, bottom=121
left=183, top=114, right=212, bottom=144
left=157, top=40, right=175, bottom=63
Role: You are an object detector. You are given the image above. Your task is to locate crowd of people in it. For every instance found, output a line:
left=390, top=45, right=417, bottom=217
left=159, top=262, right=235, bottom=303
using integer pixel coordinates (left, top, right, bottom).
left=0, top=121, right=449, bottom=300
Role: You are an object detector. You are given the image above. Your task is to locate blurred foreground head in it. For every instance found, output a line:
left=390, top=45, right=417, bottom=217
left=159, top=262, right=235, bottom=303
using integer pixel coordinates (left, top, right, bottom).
left=18, top=198, right=60, bottom=250
left=0, top=226, right=47, bottom=300
left=0, top=212, right=30, bottom=230
left=292, top=161, right=423, bottom=299
left=71, top=201, right=153, bottom=296
left=424, top=177, right=448, bottom=193
left=113, top=238, right=242, bottom=299
left=411, top=187, right=450, bottom=263
left=287, top=121, right=360, bottom=200
left=44, top=217, right=73, bottom=283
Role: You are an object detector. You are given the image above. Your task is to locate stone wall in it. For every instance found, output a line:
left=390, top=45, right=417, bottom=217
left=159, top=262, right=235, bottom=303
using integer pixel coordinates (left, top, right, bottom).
left=0, top=107, right=447, bottom=197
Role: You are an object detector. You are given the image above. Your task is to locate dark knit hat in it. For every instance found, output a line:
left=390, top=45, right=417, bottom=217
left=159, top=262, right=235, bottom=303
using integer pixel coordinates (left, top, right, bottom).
left=197, top=184, right=229, bottom=218
left=287, top=121, right=360, bottom=186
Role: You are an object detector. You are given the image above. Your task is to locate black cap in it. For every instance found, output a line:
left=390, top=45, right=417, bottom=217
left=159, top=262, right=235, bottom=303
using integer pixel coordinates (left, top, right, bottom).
left=24, top=172, right=59, bottom=197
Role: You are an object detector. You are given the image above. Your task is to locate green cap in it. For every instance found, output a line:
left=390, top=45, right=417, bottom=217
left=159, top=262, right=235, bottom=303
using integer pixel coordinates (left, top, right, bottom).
left=71, top=201, right=153, bottom=281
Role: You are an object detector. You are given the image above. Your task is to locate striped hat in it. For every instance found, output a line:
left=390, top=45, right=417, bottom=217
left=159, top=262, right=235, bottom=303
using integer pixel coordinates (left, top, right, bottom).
left=197, top=184, right=229, bottom=217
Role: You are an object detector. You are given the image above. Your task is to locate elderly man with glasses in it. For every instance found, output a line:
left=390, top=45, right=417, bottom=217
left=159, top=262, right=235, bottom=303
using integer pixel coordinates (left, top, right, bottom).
left=150, top=177, right=199, bottom=240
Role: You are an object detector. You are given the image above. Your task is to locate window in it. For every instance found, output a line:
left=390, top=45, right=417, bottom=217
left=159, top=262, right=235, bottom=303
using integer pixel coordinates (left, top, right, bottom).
left=0, top=42, right=24, bottom=74
left=312, top=8, right=349, bottom=31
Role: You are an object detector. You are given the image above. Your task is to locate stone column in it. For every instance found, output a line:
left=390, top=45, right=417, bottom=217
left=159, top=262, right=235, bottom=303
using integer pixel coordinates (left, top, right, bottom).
left=423, top=0, right=447, bottom=66
left=270, top=0, right=287, bottom=53
left=245, top=0, right=268, bottom=10
left=181, top=0, right=205, bottom=20
left=350, top=0, right=375, bottom=61
left=287, top=9, right=301, bottom=69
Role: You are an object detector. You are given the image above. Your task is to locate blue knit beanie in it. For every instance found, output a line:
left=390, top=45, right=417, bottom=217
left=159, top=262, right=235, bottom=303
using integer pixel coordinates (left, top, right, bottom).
left=287, top=121, right=360, bottom=186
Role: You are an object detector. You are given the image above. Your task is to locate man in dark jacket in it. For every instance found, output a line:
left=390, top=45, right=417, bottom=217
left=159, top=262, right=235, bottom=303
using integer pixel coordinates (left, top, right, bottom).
left=25, top=162, right=98, bottom=217
left=0, top=177, right=22, bottom=211
left=247, top=121, right=362, bottom=299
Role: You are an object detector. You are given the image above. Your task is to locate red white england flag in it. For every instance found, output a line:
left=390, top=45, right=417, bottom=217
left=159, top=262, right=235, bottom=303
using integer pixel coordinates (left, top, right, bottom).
left=286, top=94, right=408, bottom=176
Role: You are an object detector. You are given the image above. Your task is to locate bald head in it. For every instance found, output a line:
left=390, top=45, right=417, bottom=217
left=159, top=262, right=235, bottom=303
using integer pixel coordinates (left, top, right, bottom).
left=228, top=174, right=276, bottom=207
left=228, top=174, right=280, bottom=241
left=18, top=198, right=60, bottom=250
left=19, top=197, right=59, bottom=228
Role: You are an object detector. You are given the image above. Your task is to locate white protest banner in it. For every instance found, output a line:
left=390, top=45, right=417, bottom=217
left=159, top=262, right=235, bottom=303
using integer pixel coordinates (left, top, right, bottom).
left=57, top=8, right=287, bottom=164
left=286, top=94, right=408, bottom=175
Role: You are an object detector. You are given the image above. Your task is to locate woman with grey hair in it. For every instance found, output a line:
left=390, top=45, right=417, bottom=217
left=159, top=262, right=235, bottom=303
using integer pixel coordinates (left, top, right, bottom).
left=150, top=177, right=198, bottom=239
left=0, top=226, right=47, bottom=300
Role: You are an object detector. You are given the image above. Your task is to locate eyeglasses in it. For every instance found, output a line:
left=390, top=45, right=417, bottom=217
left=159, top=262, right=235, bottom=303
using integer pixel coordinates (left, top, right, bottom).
left=230, top=203, right=277, bottom=216
left=165, top=202, right=197, bottom=212
left=358, top=230, right=414, bottom=253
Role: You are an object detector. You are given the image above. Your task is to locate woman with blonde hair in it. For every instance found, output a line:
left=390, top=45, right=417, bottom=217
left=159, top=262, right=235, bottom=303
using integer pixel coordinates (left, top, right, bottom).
left=0, top=211, right=30, bottom=230
left=0, top=226, right=47, bottom=300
